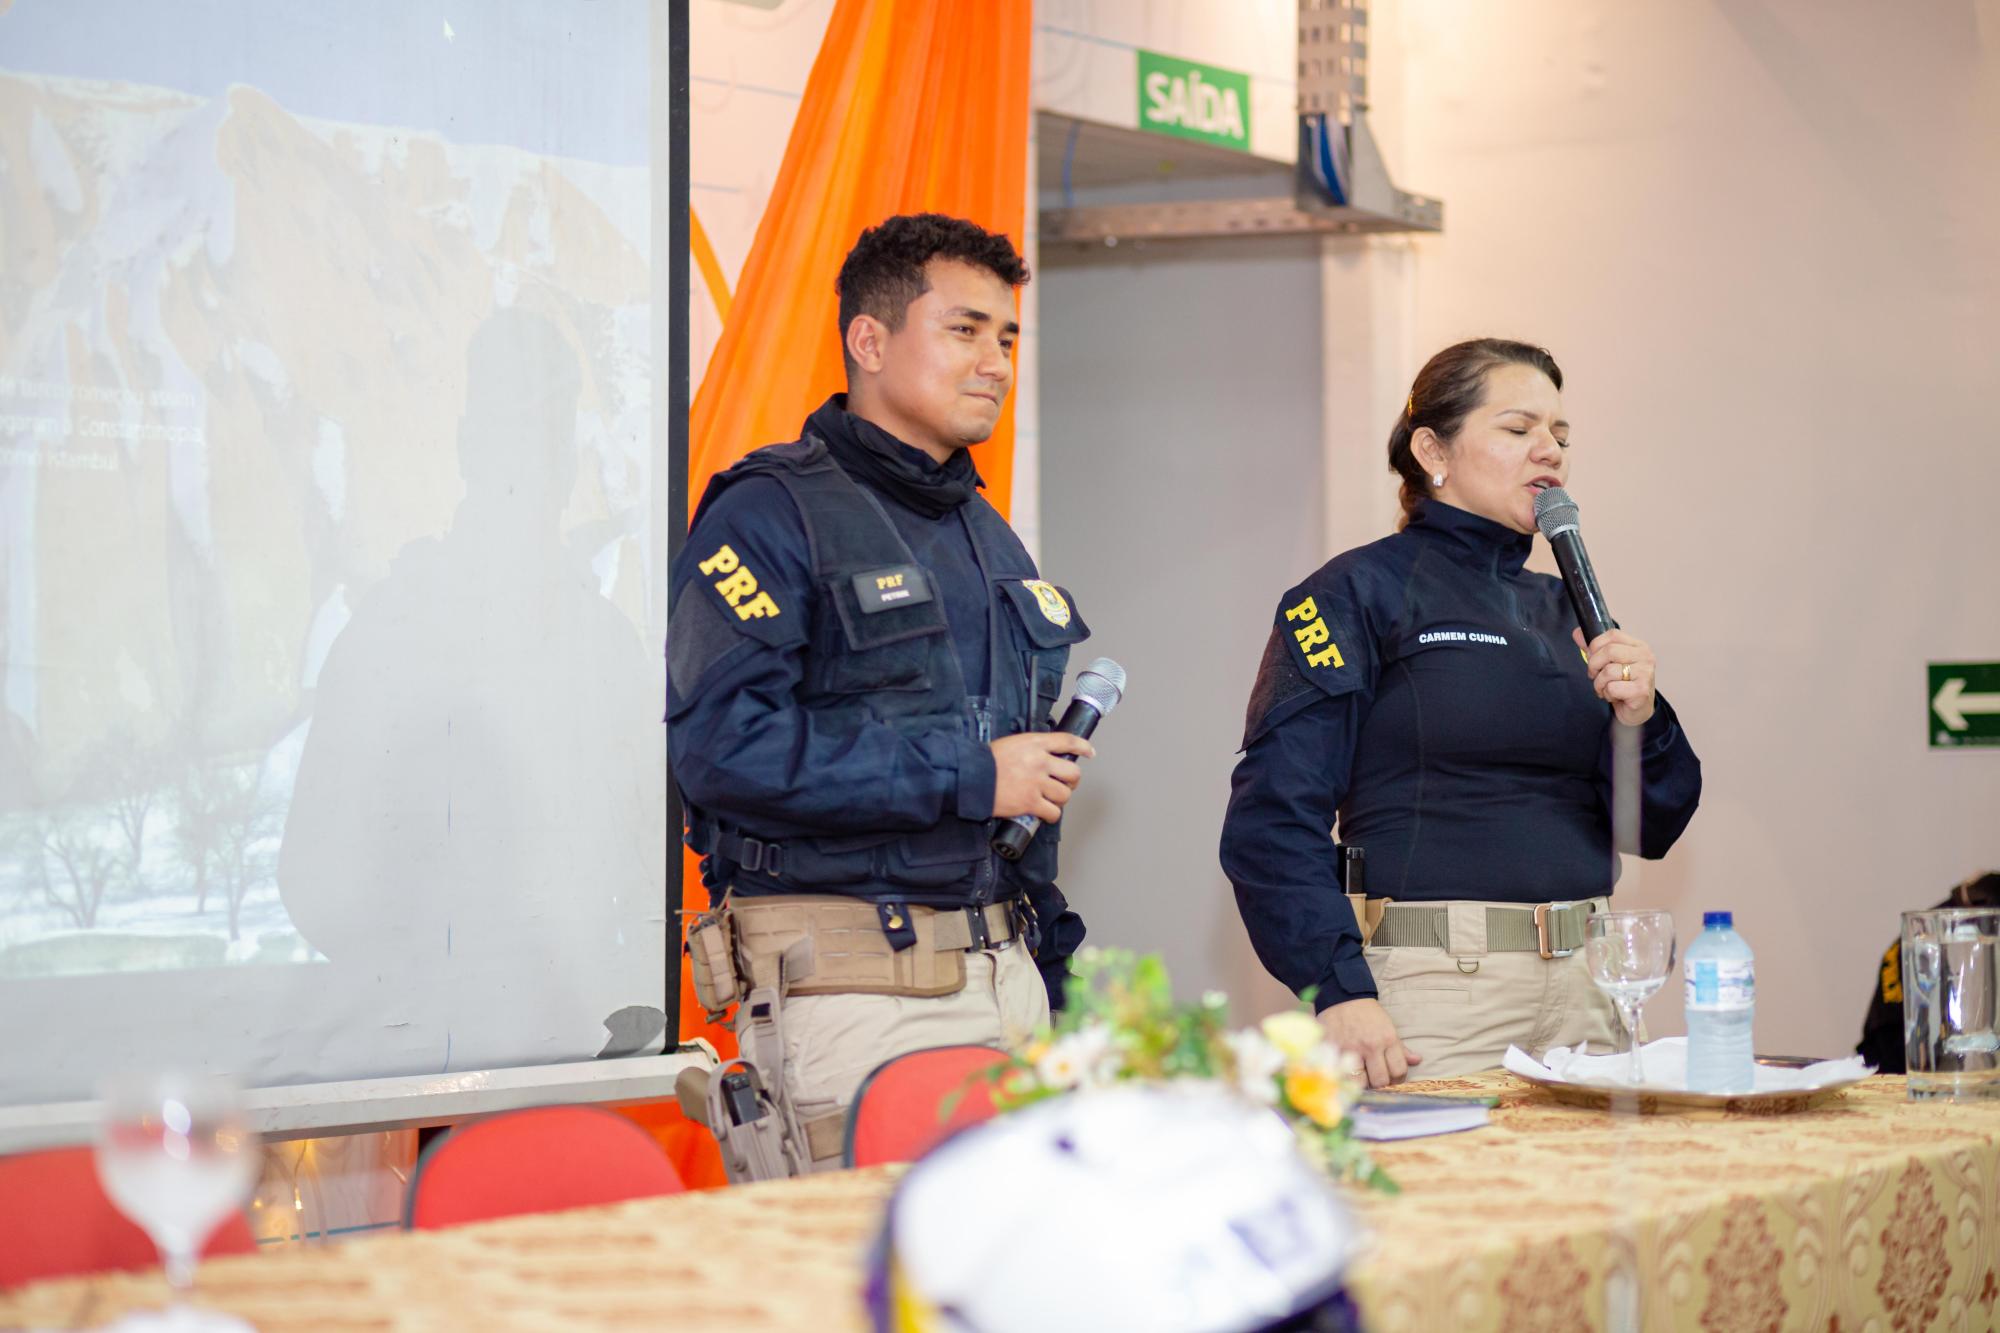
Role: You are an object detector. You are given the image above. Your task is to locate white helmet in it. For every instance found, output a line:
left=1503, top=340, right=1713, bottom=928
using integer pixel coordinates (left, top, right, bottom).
left=866, top=1083, right=1365, bottom=1333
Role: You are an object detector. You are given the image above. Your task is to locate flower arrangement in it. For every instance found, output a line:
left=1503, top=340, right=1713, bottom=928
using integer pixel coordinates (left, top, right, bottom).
left=984, top=948, right=1395, bottom=1193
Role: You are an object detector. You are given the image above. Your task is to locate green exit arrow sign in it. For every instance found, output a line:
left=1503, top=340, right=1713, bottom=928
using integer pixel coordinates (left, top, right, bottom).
left=1929, top=662, right=2000, bottom=747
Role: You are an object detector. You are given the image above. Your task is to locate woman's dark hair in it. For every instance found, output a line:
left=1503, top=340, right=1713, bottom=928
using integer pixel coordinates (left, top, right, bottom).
left=1951, top=872, right=2000, bottom=907
left=835, top=213, right=1030, bottom=375
left=1387, top=338, right=1563, bottom=526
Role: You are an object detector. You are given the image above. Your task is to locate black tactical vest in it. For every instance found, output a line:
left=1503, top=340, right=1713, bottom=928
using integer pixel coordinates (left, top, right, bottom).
left=684, top=438, right=1088, bottom=907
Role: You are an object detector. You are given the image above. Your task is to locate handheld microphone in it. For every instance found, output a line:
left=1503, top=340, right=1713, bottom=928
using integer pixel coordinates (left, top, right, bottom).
left=991, top=657, right=1126, bottom=862
left=1532, top=486, right=1619, bottom=643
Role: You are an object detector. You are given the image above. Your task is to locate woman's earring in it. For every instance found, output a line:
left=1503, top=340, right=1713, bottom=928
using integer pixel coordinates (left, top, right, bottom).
left=1432, top=472, right=1445, bottom=487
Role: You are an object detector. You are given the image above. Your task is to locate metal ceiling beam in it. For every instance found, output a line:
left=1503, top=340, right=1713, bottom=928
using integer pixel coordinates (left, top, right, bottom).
left=1039, top=193, right=1429, bottom=248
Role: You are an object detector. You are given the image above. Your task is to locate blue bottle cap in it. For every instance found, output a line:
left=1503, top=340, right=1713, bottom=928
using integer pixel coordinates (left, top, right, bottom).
left=1703, top=910, right=1733, bottom=928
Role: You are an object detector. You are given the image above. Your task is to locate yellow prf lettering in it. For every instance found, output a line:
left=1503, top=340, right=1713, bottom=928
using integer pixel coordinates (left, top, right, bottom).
left=713, top=567, right=759, bottom=605
left=698, top=544, right=740, bottom=577
left=1307, top=641, right=1345, bottom=669
left=734, top=591, right=780, bottom=621
left=1283, top=592, right=1344, bottom=669
left=875, top=573, right=905, bottom=590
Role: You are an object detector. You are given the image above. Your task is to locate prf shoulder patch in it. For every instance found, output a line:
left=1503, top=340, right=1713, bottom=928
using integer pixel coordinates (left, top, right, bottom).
left=697, top=543, right=780, bottom=622
left=1243, top=582, right=1366, bottom=746
left=1282, top=592, right=1345, bottom=670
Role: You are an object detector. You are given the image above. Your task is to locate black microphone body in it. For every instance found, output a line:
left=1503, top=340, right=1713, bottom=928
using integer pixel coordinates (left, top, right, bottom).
left=991, top=657, right=1126, bottom=862
left=1546, top=528, right=1618, bottom=643
left=991, top=699, right=1103, bottom=862
left=1533, top=488, right=1618, bottom=643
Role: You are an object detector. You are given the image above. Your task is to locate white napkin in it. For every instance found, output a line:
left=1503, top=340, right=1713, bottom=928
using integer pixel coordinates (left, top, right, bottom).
left=1503, top=1037, right=1872, bottom=1093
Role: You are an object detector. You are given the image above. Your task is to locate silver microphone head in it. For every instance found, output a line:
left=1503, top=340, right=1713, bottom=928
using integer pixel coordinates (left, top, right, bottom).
left=1074, top=657, right=1126, bottom=715
left=1533, top=485, right=1581, bottom=540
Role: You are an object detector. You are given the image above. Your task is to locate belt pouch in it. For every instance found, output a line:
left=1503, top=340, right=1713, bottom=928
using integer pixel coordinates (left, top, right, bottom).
left=687, top=909, right=742, bottom=1017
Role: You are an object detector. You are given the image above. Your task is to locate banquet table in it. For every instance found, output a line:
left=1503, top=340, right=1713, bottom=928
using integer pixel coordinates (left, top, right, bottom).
left=3, top=1074, right=1997, bottom=1332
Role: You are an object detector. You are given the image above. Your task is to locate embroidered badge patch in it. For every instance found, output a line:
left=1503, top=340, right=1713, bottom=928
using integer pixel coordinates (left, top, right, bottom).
left=1021, top=579, right=1072, bottom=627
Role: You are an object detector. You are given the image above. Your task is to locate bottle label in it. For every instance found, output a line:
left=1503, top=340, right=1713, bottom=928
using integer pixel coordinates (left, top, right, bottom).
left=1686, top=959, right=1755, bottom=1012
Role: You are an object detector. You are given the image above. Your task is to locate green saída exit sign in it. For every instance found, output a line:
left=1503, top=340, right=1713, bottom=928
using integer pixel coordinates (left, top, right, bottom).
left=1929, top=662, right=2000, bottom=748
left=1137, top=50, right=1251, bottom=152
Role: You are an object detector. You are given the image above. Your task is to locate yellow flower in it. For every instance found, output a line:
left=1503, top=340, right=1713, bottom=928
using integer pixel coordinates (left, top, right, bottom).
left=1284, top=1066, right=1347, bottom=1128
left=1260, top=1010, right=1324, bottom=1060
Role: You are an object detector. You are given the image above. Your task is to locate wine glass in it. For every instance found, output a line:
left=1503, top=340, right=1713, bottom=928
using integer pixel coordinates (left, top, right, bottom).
left=95, top=1075, right=261, bottom=1328
left=1585, top=911, right=1678, bottom=1087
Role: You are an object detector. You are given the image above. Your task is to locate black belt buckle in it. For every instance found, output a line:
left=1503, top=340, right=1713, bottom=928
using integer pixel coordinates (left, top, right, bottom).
left=964, top=904, right=993, bottom=951
left=1014, top=898, right=1042, bottom=956
left=737, top=837, right=783, bottom=877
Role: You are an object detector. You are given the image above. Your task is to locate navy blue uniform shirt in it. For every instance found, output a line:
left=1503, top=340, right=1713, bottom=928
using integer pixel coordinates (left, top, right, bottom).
left=667, top=454, right=996, bottom=841
left=667, top=401, right=1085, bottom=1001
left=1220, top=499, right=1702, bottom=1011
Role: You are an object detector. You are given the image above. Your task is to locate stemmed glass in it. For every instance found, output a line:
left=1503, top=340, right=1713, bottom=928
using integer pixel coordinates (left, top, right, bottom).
left=1585, top=911, right=1678, bottom=1088
left=95, top=1075, right=261, bottom=1330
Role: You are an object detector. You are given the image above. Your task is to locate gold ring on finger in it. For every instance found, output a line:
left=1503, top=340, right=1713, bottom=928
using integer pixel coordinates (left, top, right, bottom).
left=1620, top=664, right=1632, bottom=682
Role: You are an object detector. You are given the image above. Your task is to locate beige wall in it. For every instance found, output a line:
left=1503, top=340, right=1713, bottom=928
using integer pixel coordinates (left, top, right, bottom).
left=1337, top=0, right=2000, bottom=1056
left=1039, top=237, right=1328, bottom=1025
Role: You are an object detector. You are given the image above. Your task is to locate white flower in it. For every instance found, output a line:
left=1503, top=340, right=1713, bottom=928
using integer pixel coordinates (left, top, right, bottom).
left=1260, top=1010, right=1325, bottom=1060
left=1291, top=1125, right=1331, bottom=1171
left=1036, top=1024, right=1115, bottom=1091
left=1225, top=1029, right=1285, bottom=1105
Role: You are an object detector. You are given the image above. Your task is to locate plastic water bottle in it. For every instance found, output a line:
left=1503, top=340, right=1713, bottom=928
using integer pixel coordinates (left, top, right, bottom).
left=1684, top=911, right=1755, bottom=1093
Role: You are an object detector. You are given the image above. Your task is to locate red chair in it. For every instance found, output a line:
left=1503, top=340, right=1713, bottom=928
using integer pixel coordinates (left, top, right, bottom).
left=0, top=1145, right=258, bottom=1289
left=403, top=1105, right=685, bottom=1230
left=844, top=1045, right=1012, bottom=1168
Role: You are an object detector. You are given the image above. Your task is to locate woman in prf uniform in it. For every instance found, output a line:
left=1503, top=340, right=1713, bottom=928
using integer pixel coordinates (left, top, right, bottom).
left=1220, top=339, right=1702, bottom=1087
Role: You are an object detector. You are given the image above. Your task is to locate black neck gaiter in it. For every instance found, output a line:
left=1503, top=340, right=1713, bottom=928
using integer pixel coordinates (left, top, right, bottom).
left=809, top=395, right=983, bottom=519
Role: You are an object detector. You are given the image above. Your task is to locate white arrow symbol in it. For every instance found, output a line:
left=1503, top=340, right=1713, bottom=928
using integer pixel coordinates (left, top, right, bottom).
left=1932, top=677, right=2000, bottom=731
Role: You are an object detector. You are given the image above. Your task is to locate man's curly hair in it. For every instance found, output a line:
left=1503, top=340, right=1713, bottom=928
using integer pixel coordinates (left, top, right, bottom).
left=836, top=213, right=1030, bottom=374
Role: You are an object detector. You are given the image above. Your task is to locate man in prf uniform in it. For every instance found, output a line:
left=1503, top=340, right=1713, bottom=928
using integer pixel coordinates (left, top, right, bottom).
left=669, top=214, right=1092, bottom=1173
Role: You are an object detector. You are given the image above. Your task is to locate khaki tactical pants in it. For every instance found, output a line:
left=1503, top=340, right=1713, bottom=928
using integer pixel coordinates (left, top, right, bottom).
left=782, top=940, right=1048, bottom=1171
left=1364, top=898, right=1620, bottom=1078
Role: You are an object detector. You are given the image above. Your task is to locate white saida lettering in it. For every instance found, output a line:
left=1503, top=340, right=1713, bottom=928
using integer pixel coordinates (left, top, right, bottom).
left=1145, top=71, right=1173, bottom=123
left=1194, top=77, right=1236, bottom=134
left=1216, top=88, right=1245, bottom=139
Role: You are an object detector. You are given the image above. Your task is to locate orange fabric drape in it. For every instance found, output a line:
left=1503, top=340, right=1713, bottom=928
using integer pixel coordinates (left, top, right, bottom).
left=628, top=0, right=1033, bottom=1189
left=687, top=0, right=1032, bottom=518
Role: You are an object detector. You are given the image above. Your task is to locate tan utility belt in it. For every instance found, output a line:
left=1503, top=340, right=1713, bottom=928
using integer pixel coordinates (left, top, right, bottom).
left=687, top=895, right=1022, bottom=1020
left=1358, top=897, right=1599, bottom=959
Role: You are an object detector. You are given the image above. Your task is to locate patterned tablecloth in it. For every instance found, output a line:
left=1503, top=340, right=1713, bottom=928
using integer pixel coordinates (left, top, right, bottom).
left=1343, top=1074, right=2000, bottom=1332
left=2, top=1075, right=1996, bottom=1332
